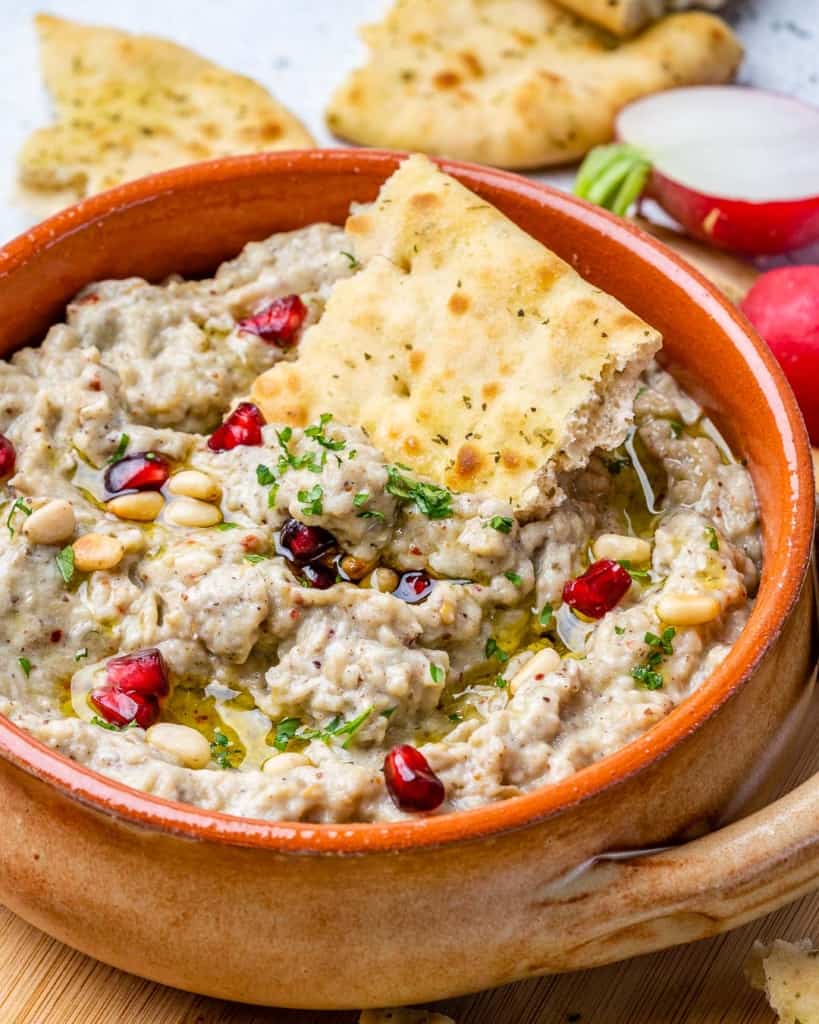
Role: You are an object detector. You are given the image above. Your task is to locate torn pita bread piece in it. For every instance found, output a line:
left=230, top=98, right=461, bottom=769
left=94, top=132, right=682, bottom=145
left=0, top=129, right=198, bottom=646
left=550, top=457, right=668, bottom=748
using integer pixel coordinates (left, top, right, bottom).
left=746, top=939, right=819, bottom=1024
left=554, top=0, right=727, bottom=37
left=18, top=14, right=314, bottom=204
left=325, top=1, right=742, bottom=169
left=359, top=1010, right=455, bottom=1024
left=252, top=154, right=661, bottom=513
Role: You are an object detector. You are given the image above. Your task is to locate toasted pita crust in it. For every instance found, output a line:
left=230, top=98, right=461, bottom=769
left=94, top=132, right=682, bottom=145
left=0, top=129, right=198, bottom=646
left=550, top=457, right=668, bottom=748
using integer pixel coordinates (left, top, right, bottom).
left=18, top=15, right=314, bottom=201
left=253, top=155, right=660, bottom=512
left=325, top=1, right=741, bottom=170
left=554, top=0, right=726, bottom=36
left=746, top=940, right=819, bottom=1024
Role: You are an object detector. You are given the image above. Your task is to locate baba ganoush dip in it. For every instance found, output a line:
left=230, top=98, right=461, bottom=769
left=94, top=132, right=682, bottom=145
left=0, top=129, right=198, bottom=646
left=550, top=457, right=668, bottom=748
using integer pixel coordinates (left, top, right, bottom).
left=0, top=224, right=761, bottom=823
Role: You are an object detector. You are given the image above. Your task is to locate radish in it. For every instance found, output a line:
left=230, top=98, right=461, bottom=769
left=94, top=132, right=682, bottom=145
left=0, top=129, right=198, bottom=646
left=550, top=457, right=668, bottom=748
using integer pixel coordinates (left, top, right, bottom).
left=740, top=266, right=819, bottom=445
left=575, top=87, right=819, bottom=256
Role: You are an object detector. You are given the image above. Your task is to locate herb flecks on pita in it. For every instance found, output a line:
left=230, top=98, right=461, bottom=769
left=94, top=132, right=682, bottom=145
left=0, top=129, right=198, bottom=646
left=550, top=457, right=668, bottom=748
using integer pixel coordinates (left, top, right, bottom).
left=252, top=155, right=661, bottom=512
left=18, top=15, right=314, bottom=201
left=325, top=0, right=741, bottom=169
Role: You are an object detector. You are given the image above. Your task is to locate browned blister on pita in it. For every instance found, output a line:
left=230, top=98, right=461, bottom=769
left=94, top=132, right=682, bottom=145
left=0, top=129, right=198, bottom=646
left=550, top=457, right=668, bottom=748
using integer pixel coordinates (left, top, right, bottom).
left=253, top=155, right=661, bottom=513
left=18, top=14, right=314, bottom=203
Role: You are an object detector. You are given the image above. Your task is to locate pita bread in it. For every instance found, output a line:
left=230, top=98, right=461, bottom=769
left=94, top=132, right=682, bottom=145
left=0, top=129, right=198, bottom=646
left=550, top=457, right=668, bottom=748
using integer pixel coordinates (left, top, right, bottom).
left=18, top=15, right=314, bottom=202
left=554, top=0, right=727, bottom=36
left=746, top=940, right=819, bottom=1024
left=325, top=1, right=741, bottom=169
left=252, top=154, right=661, bottom=512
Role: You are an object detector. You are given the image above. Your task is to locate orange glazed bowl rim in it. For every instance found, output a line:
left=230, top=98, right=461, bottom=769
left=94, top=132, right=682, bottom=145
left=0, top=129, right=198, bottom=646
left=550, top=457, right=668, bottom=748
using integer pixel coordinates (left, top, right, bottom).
left=0, top=149, right=813, bottom=854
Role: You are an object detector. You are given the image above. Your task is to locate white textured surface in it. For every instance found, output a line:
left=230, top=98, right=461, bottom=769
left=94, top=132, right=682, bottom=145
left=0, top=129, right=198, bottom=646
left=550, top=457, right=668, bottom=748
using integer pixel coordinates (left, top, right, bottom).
left=0, top=0, right=816, bottom=245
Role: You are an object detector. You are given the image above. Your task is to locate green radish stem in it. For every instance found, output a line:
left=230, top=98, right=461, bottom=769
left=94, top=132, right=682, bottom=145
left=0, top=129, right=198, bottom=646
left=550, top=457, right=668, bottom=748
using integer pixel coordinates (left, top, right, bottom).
left=574, top=144, right=651, bottom=216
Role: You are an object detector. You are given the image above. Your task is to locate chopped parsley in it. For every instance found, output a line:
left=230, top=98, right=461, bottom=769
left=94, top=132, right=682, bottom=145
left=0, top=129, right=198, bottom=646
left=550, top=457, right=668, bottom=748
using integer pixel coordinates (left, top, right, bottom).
left=484, top=637, right=509, bottom=663
left=487, top=515, right=514, bottom=534
left=305, top=413, right=345, bottom=451
left=358, top=509, right=385, bottom=521
left=340, top=250, right=362, bottom=270
left=210, top=730, right=235, bottom=769
left=273, top=717, right=301, bottom=752
left=385, top=464, right=452, bottom=519
left=55, top=545, right=75, bottom=585
left=670, top=420, right=684, bottom=438
left=493, top=675, right=508, bottom=689
left=6, top=498, right=32, bottom=537
left=91, top=715, right=133, bottom=732
left=215, top=522, right=240, bottom=531
left=705, top=526, right=720, bottom=551
left=276, top=426, right=325, bottom=475
left=107, top=433, right=130, bottom=464
left=244, top=553, right=269, bottom=564
left=256, top=464, right=276, bottom=486
left=630, top=626, right=676, bottom=690
left=538, top=602, right=554, bottom=628
left=297, top=706, right=374, bottom=750
left=74, top=647, right=89, bottom=662
left=604, top=455, right=631, bottom=476
left=429, top=663, right=445, bottom=684
left=614, top=625, right=625, bottom=636
left=618, top=559, right=651, bottom=582
left=17, top=657, right=31, bottom=678
left=353, top=492, right=369, bottom=508
left=504, top=571, right=522, bottom=586
left=298, top=484, right=324, bottom=517
left=381, top=706, right=397, bottom=719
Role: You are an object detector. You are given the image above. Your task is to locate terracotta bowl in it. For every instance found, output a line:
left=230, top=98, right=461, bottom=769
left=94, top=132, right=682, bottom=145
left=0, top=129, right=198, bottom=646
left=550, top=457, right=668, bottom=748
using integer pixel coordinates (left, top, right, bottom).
left=0, top=150, right=815, bottom=1010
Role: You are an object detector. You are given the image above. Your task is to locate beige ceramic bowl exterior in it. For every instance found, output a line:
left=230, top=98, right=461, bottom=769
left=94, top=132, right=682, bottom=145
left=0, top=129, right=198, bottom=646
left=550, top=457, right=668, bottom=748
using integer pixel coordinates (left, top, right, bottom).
left=0, top=151, right=815, bottom=1009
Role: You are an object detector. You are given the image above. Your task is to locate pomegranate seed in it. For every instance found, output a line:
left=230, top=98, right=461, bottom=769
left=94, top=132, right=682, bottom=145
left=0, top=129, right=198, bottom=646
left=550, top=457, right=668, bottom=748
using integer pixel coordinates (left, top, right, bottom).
left=299, top=561, right=337, bottom=590
left=90, top=687, right=159, bottom=729
left=562, top=559, right=632, bottom=619
left=104, top=452, right=170, bottom=493
left=0, top=434, right=15, bottom=479
left=393, top=571, right=434, bottom=604
left=238, top=295, right=307, bottom=347
left=106, top=648, right=169, bottom=697
left=279, top=518, right=335, bottom=563
left=207, top=402, right=266, bottom=451
left=384, top=745, right=445, bottom=813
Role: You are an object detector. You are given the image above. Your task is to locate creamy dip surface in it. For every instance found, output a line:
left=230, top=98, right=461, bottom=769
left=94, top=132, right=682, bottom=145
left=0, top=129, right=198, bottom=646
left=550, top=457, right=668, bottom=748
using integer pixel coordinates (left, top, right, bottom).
left=0, top=224, right=761, bottom=823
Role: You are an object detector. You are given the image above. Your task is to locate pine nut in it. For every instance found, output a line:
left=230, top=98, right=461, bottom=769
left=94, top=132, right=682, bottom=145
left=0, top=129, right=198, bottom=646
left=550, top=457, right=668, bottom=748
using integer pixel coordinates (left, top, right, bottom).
left=657, top=593, right=721, bottom=626
left=164, top=496, right=222, bottom=528
left=106, top=491, right=164, bottom=522
left=593, top=533, right=651, bottom=564
left=168, top=469, right=221, bottom=502
left=340, top=555, right=375, bottom=580
left=371, top=567, right=399, bottom=593
left=263, top=752, right=310, bottom=775
left=439, top=597, right=456, bottom=626
left=509, top=647, right=561, bottom=695
left=72, top=533, right=125, bottom=572
left=146, top=723, right=211, bottom=769
left=23, top=499, right=76, bottom=545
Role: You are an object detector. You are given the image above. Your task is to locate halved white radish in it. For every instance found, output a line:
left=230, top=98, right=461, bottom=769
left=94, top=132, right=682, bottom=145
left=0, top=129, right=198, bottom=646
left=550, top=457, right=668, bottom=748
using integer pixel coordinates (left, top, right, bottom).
left=615, top=87, right=819, bottom=255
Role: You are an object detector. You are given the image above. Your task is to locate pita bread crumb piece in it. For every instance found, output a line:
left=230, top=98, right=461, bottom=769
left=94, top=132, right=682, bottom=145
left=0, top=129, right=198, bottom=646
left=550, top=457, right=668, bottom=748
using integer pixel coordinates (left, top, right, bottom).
left=253, top=154, right=661, bottom=513
left=359, top=1010, right=455, bottom=1024
left=325, top=1, right=742, bottom=169
left=746, top=939, right=819, bottom=1024
left=18, top=14, right=314, bottom=202
left=553, top=0, right=726, bottom=36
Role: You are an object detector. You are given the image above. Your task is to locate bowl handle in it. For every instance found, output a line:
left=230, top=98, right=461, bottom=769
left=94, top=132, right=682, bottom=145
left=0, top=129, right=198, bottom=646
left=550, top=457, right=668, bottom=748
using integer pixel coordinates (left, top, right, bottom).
left=537, top=557, right=819, bottom=971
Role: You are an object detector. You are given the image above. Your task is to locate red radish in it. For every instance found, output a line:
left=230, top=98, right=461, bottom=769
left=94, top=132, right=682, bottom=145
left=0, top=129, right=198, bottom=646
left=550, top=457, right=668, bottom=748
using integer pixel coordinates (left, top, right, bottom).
left=207, top=402, right=266, bottom=451
left=0, top=434, right=15, bottom=479
left=90, top=687, right=159, bottom=729
left=106, top=648, right=169, bottom=697
left=384, top=744, right=445, bottom=813
left=104, top=452, right=169, bottom=493
left=614, top=87, right=819, bottom=255
left=741, top=266, right=819, bottom=444
left=563, top=560, right=632, bottom=620
left=239, top=295, right=307, bottom=347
